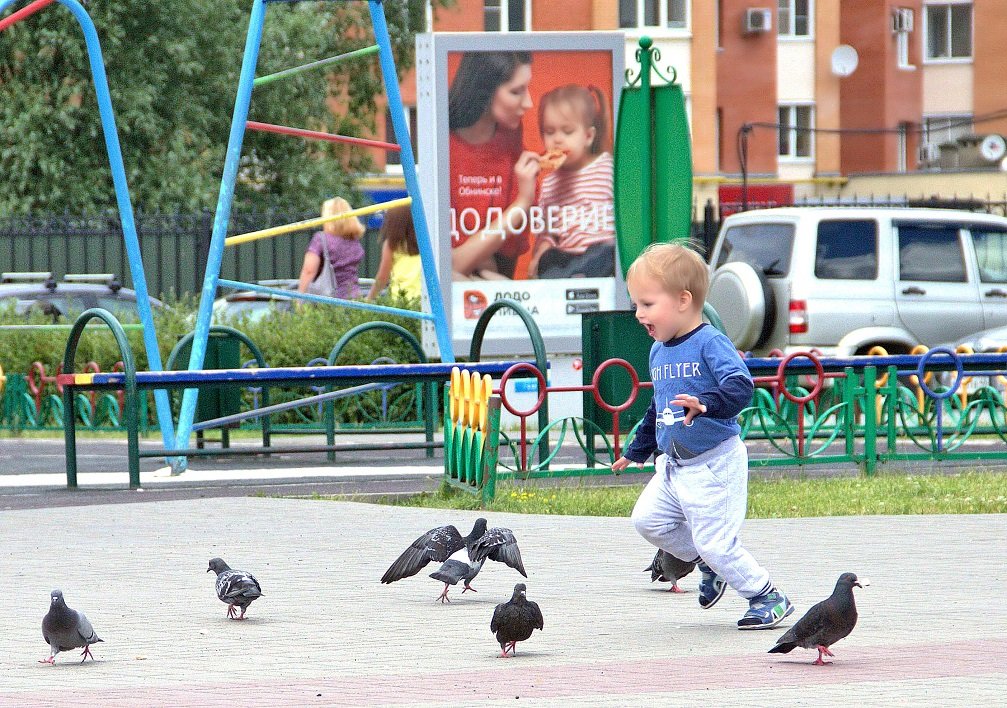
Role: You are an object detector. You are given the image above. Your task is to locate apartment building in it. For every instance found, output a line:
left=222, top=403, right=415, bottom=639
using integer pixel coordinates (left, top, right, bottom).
left=371, top=1, right=1002, bottom=192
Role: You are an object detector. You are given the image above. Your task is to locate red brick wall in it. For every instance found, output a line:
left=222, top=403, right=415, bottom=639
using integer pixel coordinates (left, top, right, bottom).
left=716, top=1, right=778, bottom=175
left=839, top=0, right=922, bottom=173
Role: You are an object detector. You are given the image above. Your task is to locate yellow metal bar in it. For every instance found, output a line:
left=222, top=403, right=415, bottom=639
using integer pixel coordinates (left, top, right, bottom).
left=225, top=196, right=412, bottom=246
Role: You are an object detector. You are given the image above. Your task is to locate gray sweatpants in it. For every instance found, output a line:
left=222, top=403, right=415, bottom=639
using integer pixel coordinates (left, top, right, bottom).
left=631, top=436, right=771, bottom=600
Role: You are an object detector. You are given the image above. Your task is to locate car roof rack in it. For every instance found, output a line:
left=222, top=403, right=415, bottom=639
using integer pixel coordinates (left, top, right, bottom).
left=2, top=271, right=54, bottom=283
left=63, top=273, right=122, bottom=292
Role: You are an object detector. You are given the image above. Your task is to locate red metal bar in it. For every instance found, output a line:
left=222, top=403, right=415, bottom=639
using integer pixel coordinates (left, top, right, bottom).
left=0, top=0, right=55, bottom=32
left=245, top=120, right=401, bottom=152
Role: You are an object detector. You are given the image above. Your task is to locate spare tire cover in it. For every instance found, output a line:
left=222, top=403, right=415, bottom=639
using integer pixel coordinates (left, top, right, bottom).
left=707, top=261, right=769, bottom=351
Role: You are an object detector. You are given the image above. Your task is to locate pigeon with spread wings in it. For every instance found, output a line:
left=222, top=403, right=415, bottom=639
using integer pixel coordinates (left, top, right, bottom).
left=382, top=518, right=528, bottom=602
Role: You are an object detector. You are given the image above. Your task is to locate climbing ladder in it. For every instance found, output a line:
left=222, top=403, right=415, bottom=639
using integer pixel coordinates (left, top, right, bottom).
left=174, top=0, right=454, bottom=469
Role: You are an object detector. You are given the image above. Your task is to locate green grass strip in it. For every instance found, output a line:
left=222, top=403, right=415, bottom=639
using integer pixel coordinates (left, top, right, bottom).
left=328, top=471, right=1007, bottom=518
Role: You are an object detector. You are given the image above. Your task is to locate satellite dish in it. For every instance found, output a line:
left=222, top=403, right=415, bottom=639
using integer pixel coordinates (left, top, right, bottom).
left=980, top=134, right=1007, bottom=162
left=830, top=45, right=859, bottom=77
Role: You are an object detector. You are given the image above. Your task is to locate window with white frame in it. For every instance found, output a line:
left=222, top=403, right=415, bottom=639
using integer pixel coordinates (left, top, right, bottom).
left=778, top=104, right=814, bottom=159
left=484, top=0, right=530, bottom=32
left=924, top=2, right=972, bottom=60
left=385, top=105, right=417, bottom=172
left=778, top=0, right=811, bottom=36
left=923, top=114, right=973, bottom=146
left=619, top=0, right=688, bottom=30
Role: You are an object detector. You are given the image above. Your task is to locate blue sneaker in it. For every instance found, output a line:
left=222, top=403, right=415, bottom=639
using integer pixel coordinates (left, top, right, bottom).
left=737, top=588, right=794, bottom=629
left=697, top=562, right=727, bottom=609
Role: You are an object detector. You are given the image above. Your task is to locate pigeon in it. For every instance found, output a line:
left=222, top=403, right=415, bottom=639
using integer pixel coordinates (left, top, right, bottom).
left=645, top=549, right=696, bottom=593
left=381, top=518, right=527, bottom=603
left=207, top=558, right=262, bottom=620
left=491, top=583, right=543, bottom=658
left=768, top=572, right=866, bottom=665
left=40, top=589, right=103, bottom=665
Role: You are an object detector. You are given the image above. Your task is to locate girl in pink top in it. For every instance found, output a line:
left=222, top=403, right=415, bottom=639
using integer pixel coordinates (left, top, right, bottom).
left=529, top=84, right=615, bottom=279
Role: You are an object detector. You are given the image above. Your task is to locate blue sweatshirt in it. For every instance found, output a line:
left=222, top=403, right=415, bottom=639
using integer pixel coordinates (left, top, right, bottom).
left=624, top=323, right=754, bottom=462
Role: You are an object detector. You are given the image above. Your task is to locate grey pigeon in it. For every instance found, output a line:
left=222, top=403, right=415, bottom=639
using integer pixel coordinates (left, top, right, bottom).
left=768, top=572, right=865, bottom=665
left=645, top=549, right=696, bottom=593
left=381, top=518, right=527, bottom=603
left=207, top=558, right=262, bottom=620
left=491, top=583, right=543, bottom=657
left=40, top=589, right=103, bottom=665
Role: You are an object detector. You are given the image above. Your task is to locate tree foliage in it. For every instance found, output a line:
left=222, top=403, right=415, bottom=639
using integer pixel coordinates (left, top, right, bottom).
left=0, top=0, right=441, bottom=214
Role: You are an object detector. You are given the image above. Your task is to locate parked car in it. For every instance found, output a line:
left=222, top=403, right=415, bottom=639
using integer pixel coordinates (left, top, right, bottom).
left=0, top=272, right=166, bottom=322
left=945, top=325, right=1007, bottom=354
left=212, top=279, right=299, bottom=323
left=706, top=207, right=1007, bottom=356
left=211, top=278, right=376, bottom=323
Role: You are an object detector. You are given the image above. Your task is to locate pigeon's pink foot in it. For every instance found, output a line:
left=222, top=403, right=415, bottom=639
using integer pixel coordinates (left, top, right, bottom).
left=237, top=607, right=247, bottom=620
left=813, top=647, right=834, bottom=665
left=507, top=641, right=517, bottom=656
left=80, top=645, right=95, bottom=663
left=437, top=584, right=451, bottom=604
left=498, top=650, right=511, bottom=658
left=462, top=583, right=477, bottom=593
left=668, top=583, right=686, bottom=593
left=38, top=656, right=54, bottom=665
left=227, top=604, right=238, bottom=619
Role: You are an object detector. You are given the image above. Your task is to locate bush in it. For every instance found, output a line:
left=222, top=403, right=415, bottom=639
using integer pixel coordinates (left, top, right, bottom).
left=0, top=294, right=427, bottom=375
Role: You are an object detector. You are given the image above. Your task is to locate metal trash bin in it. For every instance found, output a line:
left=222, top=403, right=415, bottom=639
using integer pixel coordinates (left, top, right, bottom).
left=581, top=310, right=653, bottom=440
left=173, top=332, right=242, bottom=447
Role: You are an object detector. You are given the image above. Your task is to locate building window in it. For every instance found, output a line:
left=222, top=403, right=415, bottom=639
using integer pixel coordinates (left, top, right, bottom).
left=385, top=105, right=417, bottom=172
left=923, top=114, right=973, bottom=146
left=778, top=0, right=811, bottom=36
left=924, top=2, right=972, bottom=60
left=619, top=0, right=688, bottom=30
left=778, top=104, right=814, bottom=159
left=484, top=0, right=530, bottom=32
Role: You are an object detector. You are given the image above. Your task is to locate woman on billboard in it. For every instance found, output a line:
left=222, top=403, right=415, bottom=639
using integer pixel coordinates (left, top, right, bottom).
left=448, top=51, right=541, bottom=280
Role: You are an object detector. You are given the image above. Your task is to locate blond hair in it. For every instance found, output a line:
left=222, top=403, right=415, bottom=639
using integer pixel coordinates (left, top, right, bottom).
left=322, top=197, right=366, bottom=239
left=626, top=242, right=709, bottom=306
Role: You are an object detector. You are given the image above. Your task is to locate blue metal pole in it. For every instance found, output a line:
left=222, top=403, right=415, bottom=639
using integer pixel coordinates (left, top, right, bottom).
left=368, top=0, right=455, bottom=363
left=217, top=279, right=436, bottom=320
left=172, top=0, right=268, bottom=471
left=0, top=0, right=179, bottom=450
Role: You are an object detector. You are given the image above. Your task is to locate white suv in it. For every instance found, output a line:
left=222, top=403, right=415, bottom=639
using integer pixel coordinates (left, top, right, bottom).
left=706, top=207, right=1007, bottom=356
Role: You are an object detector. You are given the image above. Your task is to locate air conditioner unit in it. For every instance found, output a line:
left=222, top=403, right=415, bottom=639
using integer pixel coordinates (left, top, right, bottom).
left=918, top=143, right=940, bottom=165
left=891, top=8, right=914, bottom=33
left=744, top=8, right=772, bottom=34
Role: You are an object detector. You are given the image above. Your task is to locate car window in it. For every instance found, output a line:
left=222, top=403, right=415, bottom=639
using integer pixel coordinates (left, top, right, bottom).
left=96, top=296, right=141, bottom=318
left=815, top=219, right=878, bottom=280
left=715, top=223, right=794, bottom=276
left=970, top=227, right=1007, bottom=284
left=896, top=222, right=967, bottom=282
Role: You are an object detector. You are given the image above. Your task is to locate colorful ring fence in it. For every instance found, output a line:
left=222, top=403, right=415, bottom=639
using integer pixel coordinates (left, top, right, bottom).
left=444, top=349, right=1007, bottom=501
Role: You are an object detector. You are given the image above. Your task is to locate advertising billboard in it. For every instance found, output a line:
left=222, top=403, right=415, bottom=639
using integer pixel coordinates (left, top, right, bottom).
left=417, top=32, right=627, bottom=357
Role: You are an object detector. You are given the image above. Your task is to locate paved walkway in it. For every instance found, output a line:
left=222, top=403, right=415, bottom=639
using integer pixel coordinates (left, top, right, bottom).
left=1, top=496, right=1004, bottom=706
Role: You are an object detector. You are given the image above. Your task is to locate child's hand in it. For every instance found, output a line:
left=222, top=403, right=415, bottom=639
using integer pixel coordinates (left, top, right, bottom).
left=611, top=456, right=642, bottom=472
left=513, top=151, right=542, bottom=201
left=671, top=394, right=707, bottom=425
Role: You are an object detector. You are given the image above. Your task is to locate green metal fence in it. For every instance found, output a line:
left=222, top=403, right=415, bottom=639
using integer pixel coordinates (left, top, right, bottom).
left=443, top=350, right=1007, bottom=501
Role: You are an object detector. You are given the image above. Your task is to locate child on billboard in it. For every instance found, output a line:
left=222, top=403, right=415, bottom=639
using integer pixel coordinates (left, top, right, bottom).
left=528, top=84, right=616, bottom=279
